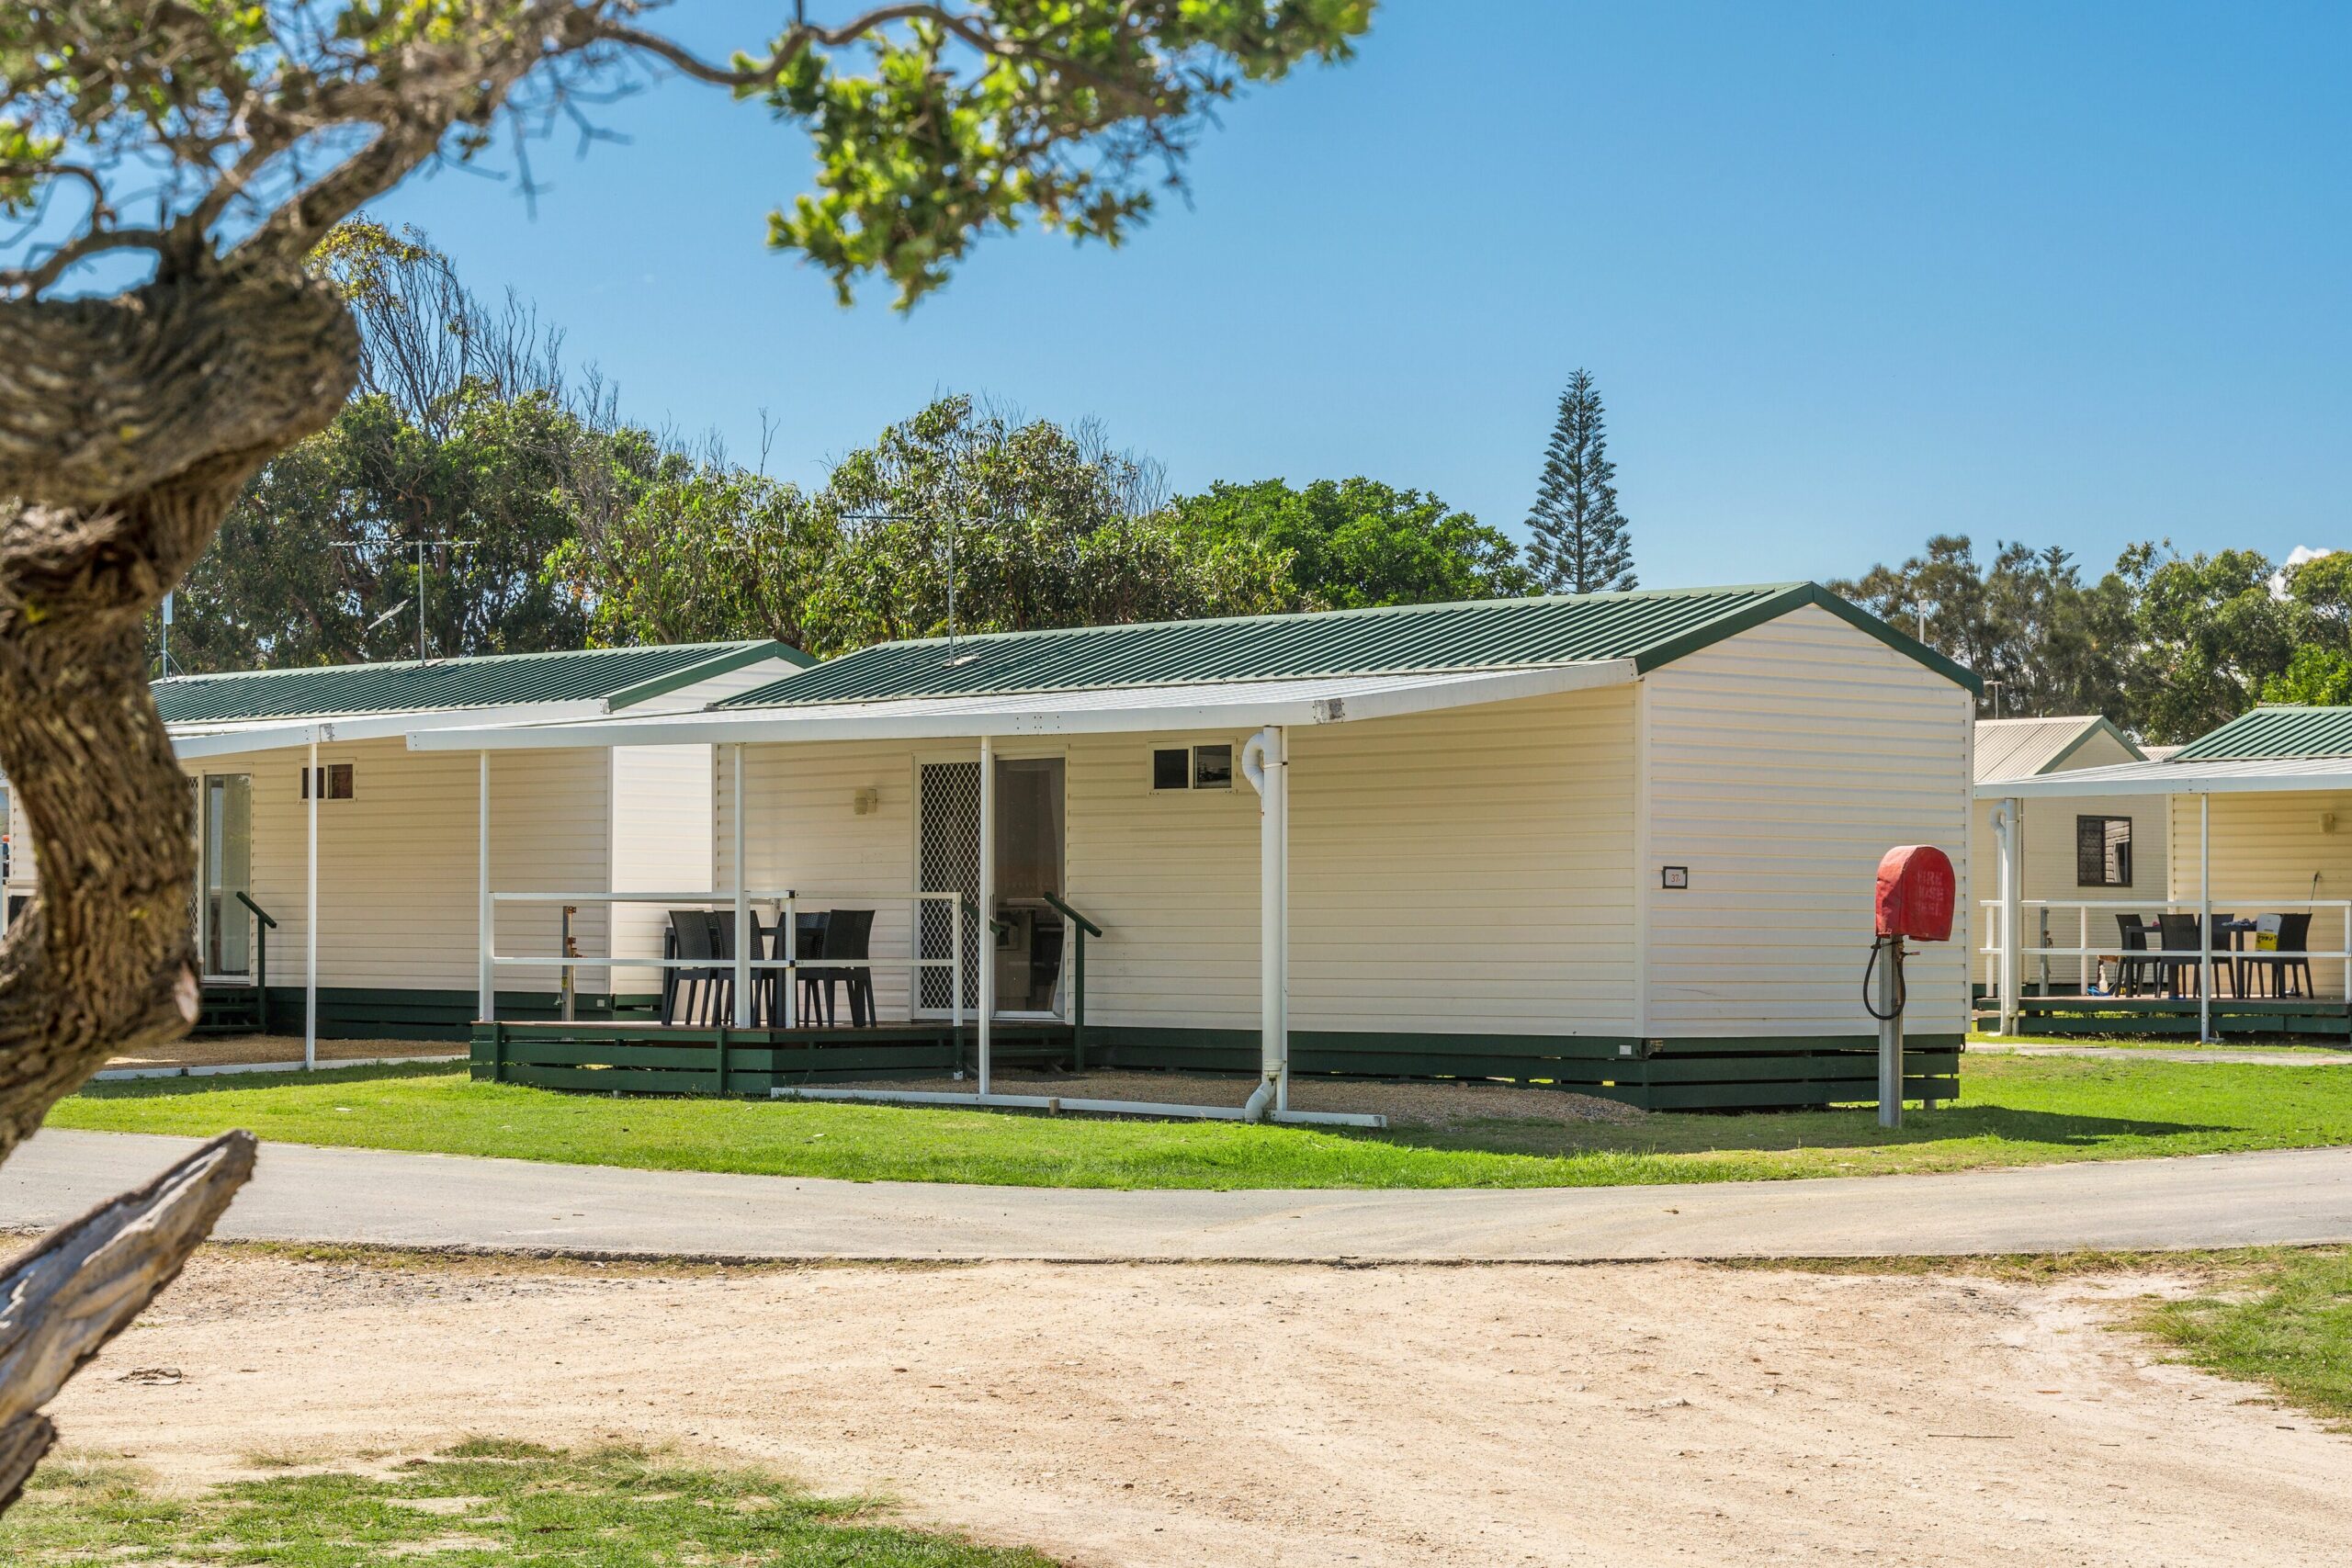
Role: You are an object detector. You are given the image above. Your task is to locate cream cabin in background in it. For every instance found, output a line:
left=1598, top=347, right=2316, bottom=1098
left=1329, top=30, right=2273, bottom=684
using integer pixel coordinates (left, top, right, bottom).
left=1971, top=716, right=2165, bottom=992
left=10, top=640, right=808, bottom=1045
left=430, top=583, right=1981, bottom=1111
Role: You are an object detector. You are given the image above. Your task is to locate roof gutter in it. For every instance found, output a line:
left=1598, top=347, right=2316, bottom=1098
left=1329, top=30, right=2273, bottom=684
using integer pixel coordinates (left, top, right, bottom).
left=411, top=660, right=1642, bottom=754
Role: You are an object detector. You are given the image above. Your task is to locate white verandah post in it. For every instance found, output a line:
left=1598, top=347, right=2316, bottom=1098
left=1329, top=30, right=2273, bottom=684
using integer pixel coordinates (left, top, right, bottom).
left=1996, top=796, right=2022, bottom=1037
left=2199, top=792, right=2214, bottom=1043
left=305, top=731, right=319, bottom=1070
left=1242, top=724, right=1290, bottom=1115
left=731, top=743, right=751, bottom=1029
left=978, top=735, right=995, bottom=1095
left=477, top=750, right=492, bottom=1026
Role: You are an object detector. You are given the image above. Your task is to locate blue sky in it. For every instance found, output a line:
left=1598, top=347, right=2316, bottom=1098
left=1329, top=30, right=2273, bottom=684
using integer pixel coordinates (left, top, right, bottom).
left=368, top=1, right=2352, bottom=589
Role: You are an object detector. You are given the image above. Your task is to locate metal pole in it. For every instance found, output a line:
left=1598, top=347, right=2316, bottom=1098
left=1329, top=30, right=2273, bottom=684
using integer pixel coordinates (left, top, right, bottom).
left=978, top=736, right=994, bottom=1096
left=1877, top=941, right=1903, bottom=1129
left=1996, top=798, right=2022, bottom=1036
left=560, top=905, right=576, bottom=1021
left=1273, top=725, right=1291, bottom=1113
left=478, top=751, right=493, bottom=1024
left=731, top=743, right=751, bottom=1028
left=2199, top=793, right=2214, bottom=1043
left=305, top=733, right=318, bottom=1070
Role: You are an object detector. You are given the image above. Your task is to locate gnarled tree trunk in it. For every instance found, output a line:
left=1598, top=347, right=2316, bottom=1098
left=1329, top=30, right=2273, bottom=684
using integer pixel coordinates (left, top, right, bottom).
left=0, top=260, right=360, bottom=1500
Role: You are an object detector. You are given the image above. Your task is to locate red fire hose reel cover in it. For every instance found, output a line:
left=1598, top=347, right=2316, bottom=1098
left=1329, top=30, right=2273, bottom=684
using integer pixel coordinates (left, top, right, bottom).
left=1874, top=844, right=1956, bottom=943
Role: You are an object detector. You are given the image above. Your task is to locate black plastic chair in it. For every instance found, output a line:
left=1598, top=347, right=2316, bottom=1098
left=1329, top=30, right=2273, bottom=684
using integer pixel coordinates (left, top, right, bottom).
left=2112, top=914, right=2154, bottom=997
left=2156, top=913, right=2202, bottom=997
left=803, top=909, right=876, bottom=1027
left=665, top=909, right=722, bottom=1025
left=2245, top=912, right=2315, bottom=999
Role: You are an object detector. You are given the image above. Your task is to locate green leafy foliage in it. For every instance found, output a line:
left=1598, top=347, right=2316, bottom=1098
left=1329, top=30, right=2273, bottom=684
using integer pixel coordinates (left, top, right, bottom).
left=1524, top=369, right=1635, bottom=593
left=1835, top=536, right=2352, bottom=743
left=1167, top=477, right=1533, bottom=609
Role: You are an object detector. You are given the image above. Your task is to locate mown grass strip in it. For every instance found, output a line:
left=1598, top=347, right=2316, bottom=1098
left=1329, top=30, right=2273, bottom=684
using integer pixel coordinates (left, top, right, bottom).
left=40, top=1052, right=2352, bottom=1190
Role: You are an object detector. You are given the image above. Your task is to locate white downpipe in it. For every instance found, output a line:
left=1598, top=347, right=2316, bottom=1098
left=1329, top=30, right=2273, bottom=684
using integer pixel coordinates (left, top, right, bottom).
left=730, top=743, right=751, bottom=1029
left=477, top=751, right=492, bottom=1025
left=1994, top=797, right=2021, bottom=1037
left=978, top=735, right=995, bottom=1096
left=1241, top=725, right=1288, bottom=1122
left=2199, top=792, right=2214, bottom=1043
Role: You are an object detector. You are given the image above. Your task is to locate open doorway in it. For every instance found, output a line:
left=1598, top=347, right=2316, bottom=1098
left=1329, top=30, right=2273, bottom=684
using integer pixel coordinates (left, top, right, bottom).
left=914, top=753, right=1065, bottom=1019
left=990, top=756, right=1066, bottom=1016
left=198, top=772, right=253, bottom=979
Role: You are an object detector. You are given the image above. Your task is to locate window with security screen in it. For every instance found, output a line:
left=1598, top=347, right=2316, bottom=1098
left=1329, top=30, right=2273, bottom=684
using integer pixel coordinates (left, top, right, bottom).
left=2076, top=815, right=2132, bottom=886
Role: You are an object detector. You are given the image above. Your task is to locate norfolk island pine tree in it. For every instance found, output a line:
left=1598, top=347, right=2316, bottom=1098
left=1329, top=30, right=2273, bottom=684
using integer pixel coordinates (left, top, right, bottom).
left=1526, top=368, right=1638, bottom=594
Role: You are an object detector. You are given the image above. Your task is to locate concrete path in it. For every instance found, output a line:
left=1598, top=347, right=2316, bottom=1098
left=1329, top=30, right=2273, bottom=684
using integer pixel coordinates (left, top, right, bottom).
left=6, top=1129, right=2352, bottom=1261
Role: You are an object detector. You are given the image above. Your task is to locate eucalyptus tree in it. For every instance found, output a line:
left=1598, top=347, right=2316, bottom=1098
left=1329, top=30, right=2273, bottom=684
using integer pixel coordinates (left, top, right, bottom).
left=0, top=0, right=1371, bottom=1502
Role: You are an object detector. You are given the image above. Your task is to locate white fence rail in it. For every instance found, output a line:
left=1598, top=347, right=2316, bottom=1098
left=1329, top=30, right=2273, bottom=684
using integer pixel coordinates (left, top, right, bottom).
left=1978, top=897, right=2352, bottom=1001
left=481, top=888, right=965, bottom=1030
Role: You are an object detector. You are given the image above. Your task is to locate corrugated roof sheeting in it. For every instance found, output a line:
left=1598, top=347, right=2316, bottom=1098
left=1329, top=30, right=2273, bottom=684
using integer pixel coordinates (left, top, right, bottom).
left=1973, top=716, right=2144, bottom=783
left=723, top=582, right=1972, bottom=709
left=153, top=641, right=786, bottom=724
left=1976, top=752, right=2352, bottom=798
left=2175, top=705, right=2352, bottom=762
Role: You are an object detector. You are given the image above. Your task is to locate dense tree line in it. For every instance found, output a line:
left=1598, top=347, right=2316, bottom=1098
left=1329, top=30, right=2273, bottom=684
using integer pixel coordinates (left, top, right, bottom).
left=154, top=226, right=1542, bottom=671
left=1835, top=537, right=2352, bottom=744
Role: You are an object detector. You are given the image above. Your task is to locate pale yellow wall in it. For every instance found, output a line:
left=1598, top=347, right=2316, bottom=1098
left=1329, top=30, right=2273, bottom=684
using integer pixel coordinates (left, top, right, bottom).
left=610, top=745, right=717, bottom=993
left=1642, top=603, right=1974, bottom=1038
left=720, top=683, right=1641, bottom=1039
left=181, top=737, right=614, bottom=995
left=1971, top=731, right=2170, bottom=988
left=2165, top=790, right=2352, bottom=998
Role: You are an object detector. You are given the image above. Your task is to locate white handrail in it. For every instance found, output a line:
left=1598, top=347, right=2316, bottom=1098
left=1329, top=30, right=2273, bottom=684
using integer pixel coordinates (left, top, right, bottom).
left=1974, top=896, right=2352, bottom=1000
left=480, top=888, right=968, bottom=1029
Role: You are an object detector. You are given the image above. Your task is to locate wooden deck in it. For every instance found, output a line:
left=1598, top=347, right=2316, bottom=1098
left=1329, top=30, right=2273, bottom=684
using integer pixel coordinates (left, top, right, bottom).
left=1973, top=992, right=2352, bottom=1038
left=472, top=1018, right=1080, bottom=1097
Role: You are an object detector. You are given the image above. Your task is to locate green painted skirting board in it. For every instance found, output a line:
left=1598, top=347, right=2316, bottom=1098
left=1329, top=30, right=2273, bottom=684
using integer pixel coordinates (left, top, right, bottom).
left=471, top=1020, right=1961, bottom=1111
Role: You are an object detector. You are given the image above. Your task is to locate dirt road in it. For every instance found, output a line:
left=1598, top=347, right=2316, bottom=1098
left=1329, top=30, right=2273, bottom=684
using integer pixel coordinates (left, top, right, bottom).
left=45, top=1248, right=2352, bottom=1567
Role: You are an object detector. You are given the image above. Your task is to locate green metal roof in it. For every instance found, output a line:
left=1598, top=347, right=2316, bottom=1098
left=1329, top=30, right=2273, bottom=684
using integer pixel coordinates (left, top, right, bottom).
left=155, top=640, right=807, bottom=725
left=720, top=582, right=1978, bottom=709
left=2173, top=705, right=2352, bottom=763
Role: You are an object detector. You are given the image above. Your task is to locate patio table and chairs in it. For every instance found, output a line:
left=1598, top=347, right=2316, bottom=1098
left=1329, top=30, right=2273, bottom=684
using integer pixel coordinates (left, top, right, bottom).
left=662, top=906, right=879, bottom=1028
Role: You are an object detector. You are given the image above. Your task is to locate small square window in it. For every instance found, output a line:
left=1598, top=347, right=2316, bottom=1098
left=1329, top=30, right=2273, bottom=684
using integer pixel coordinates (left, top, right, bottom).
left=302, top=764, right=356, bottom=801
left=2075, top=815, right=2131, bottom=886
left=1193, top=745, right=1233, bottom=790
left=1152, top=748, right=1191, bottom=791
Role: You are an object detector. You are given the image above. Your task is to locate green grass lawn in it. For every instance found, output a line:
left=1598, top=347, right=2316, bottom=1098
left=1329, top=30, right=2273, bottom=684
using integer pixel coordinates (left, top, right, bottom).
left=41, top=1051, right=2352, bottom=1190
left=0, top=1439, right=1051, bottom=1567
left=2140, top=1247, right=2352, bottom=1427
left=1970, top=1031, right=2352, bottom=1055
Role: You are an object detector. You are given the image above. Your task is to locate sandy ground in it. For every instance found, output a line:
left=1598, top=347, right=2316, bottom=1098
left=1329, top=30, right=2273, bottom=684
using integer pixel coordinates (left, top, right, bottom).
left=825, top=1068, right=1643, bottom=1128
left=41, top=1248, right=2352, bottom=1567
left=104, top=1033, right=466, bottom=1071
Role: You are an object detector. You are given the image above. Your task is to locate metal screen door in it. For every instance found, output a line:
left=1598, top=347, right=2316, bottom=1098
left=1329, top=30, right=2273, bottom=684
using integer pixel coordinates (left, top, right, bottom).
left=917, top=761, right=982, bottom=1010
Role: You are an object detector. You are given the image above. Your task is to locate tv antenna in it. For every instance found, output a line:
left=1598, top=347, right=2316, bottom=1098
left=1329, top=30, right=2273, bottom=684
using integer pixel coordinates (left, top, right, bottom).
left=334, top=536, right=476, bottom=663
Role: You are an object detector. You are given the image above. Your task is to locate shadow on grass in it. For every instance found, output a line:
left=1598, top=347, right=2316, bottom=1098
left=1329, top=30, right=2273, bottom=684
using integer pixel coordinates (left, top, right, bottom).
left=1375, top=1103, right=2230, bottom=1159
left=78, top=1061, right=462, bottom=1100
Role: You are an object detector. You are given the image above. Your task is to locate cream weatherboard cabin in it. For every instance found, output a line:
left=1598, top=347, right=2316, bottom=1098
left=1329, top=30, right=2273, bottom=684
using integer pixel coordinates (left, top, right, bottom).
left=7, top=641, right=808, bottom=1050
left=1970, top=715, right=2164, bottom=994
left=1979, top=704, right=2352, bottom=1040
left=424, top=583, right=1981, bottom=1111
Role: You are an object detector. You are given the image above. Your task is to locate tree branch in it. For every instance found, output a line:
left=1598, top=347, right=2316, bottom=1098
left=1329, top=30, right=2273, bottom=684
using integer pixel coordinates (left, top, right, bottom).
left=0, top=1133, right=255, bottom=1509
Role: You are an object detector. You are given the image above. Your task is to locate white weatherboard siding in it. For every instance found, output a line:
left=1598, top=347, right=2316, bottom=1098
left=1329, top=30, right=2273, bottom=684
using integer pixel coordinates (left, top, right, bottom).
left=1643, top=604, right=1973, bottom=1039
left=609, top=744, right=717, bottom=994
left=1970, top=790, right=2171, bottom=988
left=184, top=738, right=614, bottom=996
left=2166, top=790, right=2352, bottom=999
left=718, top=740, right=924, bottom=1021
left=716, top=684, right=1641, bottom=1039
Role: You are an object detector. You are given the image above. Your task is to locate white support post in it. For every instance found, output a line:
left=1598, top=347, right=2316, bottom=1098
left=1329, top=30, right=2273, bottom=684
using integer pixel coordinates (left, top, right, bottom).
left=2199, top=792, right=2214, bottom=1043
left=731, top=744, right=751, bottom=1029
left=477, top=751, right=492, bottom=1025
left=978, top=736, right=995, bottom=1096
left=1242, top=724, right=1291, bottom=1116
left=305, top=733, right=319, bottom=1070
left=1996, top=797, right=2022, bottom=1037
